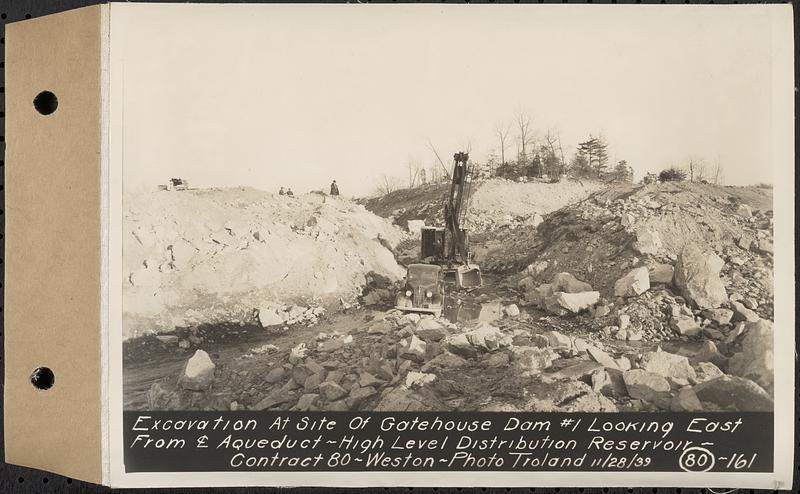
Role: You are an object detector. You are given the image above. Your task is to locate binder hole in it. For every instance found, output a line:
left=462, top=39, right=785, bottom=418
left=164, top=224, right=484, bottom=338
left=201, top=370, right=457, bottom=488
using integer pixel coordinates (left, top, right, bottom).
left=33, top=90, right=58, bottom=115
left=30, top=367, right=55, bottom=390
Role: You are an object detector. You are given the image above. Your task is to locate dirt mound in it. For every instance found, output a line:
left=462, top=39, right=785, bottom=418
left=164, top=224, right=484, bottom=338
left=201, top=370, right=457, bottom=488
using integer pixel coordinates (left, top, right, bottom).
left=361, top=178, right=603, bottom=232
left=123, top=188, right=405, bottom=339
left=359, top=183, right=450, bottom=229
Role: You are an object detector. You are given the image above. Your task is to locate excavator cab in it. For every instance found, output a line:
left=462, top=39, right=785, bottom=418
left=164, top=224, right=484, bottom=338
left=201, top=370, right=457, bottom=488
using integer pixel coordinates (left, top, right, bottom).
left=421, top=226, right=482, bottom=289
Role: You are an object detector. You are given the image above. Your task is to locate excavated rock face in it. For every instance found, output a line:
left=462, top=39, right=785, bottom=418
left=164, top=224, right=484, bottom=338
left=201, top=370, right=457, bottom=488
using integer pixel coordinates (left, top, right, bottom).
left=123, top=188, right=405, bottom=338
left=673, top=244, right=728, bottom=309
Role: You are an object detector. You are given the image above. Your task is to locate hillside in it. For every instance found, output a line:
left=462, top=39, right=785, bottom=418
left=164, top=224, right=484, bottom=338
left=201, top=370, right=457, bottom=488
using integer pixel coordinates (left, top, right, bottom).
left=361, top=178, right=604, bottom=232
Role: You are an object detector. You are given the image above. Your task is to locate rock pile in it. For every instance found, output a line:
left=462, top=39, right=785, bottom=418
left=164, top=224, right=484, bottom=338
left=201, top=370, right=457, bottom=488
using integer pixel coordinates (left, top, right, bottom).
left=146, top=305, right=773, bottom=413
left=514, top=182, right=773, bottom=342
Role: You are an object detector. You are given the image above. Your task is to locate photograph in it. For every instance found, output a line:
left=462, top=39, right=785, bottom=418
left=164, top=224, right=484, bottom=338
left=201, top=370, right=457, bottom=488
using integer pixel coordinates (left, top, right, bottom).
left=117, top=5, right=776, bottom=416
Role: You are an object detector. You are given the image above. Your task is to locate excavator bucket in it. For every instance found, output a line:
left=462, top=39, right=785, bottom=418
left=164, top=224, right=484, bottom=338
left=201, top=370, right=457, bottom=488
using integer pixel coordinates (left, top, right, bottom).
left=457, top=264, right=482, bottom=288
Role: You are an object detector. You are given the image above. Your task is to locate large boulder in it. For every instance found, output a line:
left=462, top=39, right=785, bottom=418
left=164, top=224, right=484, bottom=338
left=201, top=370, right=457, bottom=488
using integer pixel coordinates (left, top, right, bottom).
left=633, top=229, right=663, bottom=255
left=545, top=331, right=573, bottom=351
left=421, top=352, right=467, bottom=372
left=735, top=204, right=753, bottom=219
left=622, top=369, right=671, bottom=405
left=673, top=244, right=728, bottom=309
left=702, top=308, right=734, bottom=326
left=614, top=267, right=650, bottom=297
left=405, top=372, right=436, bottom=388
left=639, top=350, right=696, bottom=383
left=532, top=273, right=599, bottom=306
left=728, top=319, right=774, bottom=394
left=670, top=387, right=703, bottom=412
left=504, top=304, right=520, bottom=317
left=693, top=376, right=773, bottom=412
left=671, top=316, right=701, bottom=336
left=587, top=346, right=619, bottom=369
left=478, top=302, right=503, bottom=322
left=648, top=263, right=675, bottom=284
left=463, top=323, right=512, bottom=351
left=318, top=381, right=348, bottom=402
left=257, top=307, right=285, bottom=327
left=552, top=272, right=593, bottom=293
left=374, top=387, right=431, bottom=411
left=730, top=301, right=760, bottom=323
left=445, top=333, right=478, bottom=359
left=550, top=361, right=604, bottom=380
left=526, top=283, right=555, bottom=306
left=407, top=220, right=426, bottom=235
left=511, top=347, right=555, bottom=376
left=178, top=350, right=216, bottom=391
left=694, top=361, right=724, bottom=383
left=690, top=340, right=728, bottom=369
left=399, top=335, right=427, bottom=361
left=552, top=291, right=600, bottom=314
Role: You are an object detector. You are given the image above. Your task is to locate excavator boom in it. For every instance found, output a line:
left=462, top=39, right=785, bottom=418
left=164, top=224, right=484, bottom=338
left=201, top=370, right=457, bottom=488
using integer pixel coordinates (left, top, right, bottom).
left=442, top=152, right=482, bottom=288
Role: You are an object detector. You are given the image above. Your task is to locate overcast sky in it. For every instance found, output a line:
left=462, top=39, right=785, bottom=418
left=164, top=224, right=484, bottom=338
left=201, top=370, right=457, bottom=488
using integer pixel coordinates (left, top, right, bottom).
left=112, top=4, right=790, bottom=196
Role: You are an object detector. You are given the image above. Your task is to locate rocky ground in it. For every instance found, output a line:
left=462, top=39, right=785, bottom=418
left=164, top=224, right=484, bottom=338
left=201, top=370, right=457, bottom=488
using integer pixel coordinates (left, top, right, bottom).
left=125, top=181, right=775, bottom=414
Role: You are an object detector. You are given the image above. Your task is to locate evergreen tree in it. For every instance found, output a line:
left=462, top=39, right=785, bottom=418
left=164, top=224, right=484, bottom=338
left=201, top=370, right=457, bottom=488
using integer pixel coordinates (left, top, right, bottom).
left=576, top=134, right=610, bottom=177
left=614, top=160, right=633, bottom=182
left=569, top=152, right=593, bottom=178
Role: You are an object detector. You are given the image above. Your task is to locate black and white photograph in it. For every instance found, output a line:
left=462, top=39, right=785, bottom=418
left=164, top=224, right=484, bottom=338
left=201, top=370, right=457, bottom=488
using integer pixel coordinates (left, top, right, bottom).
left=116, top=5, right=786, bottom=418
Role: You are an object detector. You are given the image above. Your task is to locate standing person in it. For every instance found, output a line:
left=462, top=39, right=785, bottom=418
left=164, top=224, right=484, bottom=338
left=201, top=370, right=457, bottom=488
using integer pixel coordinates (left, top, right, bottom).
left=279, top=186, right=285, bottom=196
left=286, top=188, right=294, bottom=197
left=330, top=180, right=340, bottom=196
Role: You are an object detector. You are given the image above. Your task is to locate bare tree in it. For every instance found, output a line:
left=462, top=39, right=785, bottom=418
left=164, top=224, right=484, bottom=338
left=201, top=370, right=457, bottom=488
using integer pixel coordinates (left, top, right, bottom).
left=711, top=157, right=724, bottom=185
left=516, top=112, right=533, bottom=163
left=376, top=174, right=400, bottom=195
left=407, top=158, right=422, bottom=188
left=543, top=129, right=559, bottom=157
left=687, top=157, right=707, bottom=182
left=556, top=132, right=567, bottom=171
left=495, top=122, right=511, bottom=171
